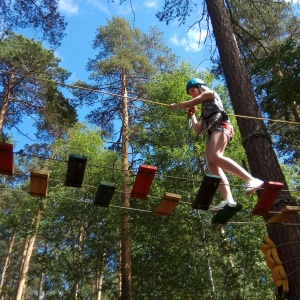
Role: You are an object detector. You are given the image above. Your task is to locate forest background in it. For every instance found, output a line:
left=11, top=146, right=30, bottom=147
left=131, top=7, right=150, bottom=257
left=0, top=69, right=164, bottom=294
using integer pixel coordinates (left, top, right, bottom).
left=1, top=0, right=300, bottom=300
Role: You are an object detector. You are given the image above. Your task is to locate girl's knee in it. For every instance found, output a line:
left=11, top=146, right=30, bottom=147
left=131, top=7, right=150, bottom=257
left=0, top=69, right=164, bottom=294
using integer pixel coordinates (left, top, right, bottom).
left=207, top=154, right=222, bottom=165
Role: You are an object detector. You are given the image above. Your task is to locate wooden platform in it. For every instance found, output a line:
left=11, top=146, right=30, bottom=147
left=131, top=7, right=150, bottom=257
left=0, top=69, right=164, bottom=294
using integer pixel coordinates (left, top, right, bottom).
left=211, top=203, right=242, bottom=224
left=30, top=169, right=49, bottom=197
left=252, top=182, right=284, bottom=216
left=192, top=174, right=221, bottom=210
left=155, top=192, right=181, bottom=216
left=130, top=164, right=157, bottom=199
left=267, top=206, right=300, bottom=224
left=0, top=142, right=14, bottom=176
left=65, top=154, right=87, bottom=188
left=94, top=181, right=116, bottom=207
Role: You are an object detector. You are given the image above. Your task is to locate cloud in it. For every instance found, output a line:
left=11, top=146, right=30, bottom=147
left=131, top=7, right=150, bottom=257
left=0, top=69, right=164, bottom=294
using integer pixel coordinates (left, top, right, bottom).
left=115, top=3, right=136, bottom=16
left=86, top=0, right=134, bottom=16
left=144, top=0, right=158, bottom=9
left=87, top=0, right=110, bottom=15
left=170, top=27, right=207, bottom=52
left=58, top=0, right=79, bottom=15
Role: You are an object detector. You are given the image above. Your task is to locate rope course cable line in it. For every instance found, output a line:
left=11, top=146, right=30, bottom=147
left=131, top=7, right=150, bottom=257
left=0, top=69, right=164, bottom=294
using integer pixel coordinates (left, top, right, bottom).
left=7, top=160, right=300, bottom=199
left=1, top=186, right=295, bottom=226
left=9, top=152, right=300, bottom=196
left=0, top=175, right=299, bottom=226
left=4, top=150, right=300, bottom=209
left=1, top=69, right=300, bottom=126
left=1, top=68, right=298, bottom=204
left=1, top=72, right=299, bottom=298
left=8, top=134, right=300, bottom=217
left=2, top=149, right=299, bottom=223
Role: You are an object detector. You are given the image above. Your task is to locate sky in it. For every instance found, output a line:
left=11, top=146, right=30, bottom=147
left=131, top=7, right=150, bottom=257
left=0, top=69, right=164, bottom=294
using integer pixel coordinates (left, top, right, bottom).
left=11, top=0, right=214, bottom=149
left=55, top=0, right=212, bottom=83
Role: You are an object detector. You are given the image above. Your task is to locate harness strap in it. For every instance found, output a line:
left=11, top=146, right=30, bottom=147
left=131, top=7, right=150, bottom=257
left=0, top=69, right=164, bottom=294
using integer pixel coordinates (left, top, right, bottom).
left=202, top=110, right=229, bottom=122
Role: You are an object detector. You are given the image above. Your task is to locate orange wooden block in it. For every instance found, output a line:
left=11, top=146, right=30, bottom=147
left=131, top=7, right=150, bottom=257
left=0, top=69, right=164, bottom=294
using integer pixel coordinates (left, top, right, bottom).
left=252, top=182, right=284, bottom=216
left=267, top=206, right=300, bottom=224
left=0, top=142, right=14, bottom=176
left=30, top=170, right=49, bottom=197
left=155, top=192, right=181, bottom=216
left=130, top=164, right=157, bottom=199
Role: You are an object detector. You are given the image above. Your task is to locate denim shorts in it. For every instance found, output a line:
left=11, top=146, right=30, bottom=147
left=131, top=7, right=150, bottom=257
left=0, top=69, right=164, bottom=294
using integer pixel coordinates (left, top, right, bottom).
left=207, top=121, right=234, bottom=143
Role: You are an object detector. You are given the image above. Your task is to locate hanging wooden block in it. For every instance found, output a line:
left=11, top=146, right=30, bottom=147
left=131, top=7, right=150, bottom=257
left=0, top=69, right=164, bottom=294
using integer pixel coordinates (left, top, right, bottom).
left=155, top=192, right=181, bottom=216
left=65, top=154, right=87, bottom=188
left=130, top=164, right=157, bottom=199
left=267, top=206, right=300, bottom=224
left=30, top=170, right=49, bottom=197
left=94, top=181, right=116, bottom=207
left=211, top=203, right=243, bottom=224
left=252, top=181, right=284, bottom=216
left=0, top=142, right=14, bottom=176
left=192, top=174, right=222, bottom=210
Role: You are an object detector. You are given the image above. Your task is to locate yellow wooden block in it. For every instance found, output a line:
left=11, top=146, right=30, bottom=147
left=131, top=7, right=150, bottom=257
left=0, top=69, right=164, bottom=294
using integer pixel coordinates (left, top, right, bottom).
left=155, top=192, right=181, bottom=216
left=267, top=206, right=300, bottom=224
left=30, top=170, right=49, bottom=197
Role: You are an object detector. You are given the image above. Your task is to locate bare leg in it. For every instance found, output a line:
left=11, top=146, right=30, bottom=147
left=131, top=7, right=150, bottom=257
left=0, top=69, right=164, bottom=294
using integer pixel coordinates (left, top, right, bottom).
left=206, top=131, right=252, bottom=200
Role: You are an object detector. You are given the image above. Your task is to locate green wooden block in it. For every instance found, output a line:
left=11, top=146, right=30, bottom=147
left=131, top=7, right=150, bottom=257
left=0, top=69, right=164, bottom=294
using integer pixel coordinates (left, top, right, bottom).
left=94, top=181, right=116, bottom=207
left=211, top=203, right=242, bottom=224
left=192, top=174, right=222, bottom=210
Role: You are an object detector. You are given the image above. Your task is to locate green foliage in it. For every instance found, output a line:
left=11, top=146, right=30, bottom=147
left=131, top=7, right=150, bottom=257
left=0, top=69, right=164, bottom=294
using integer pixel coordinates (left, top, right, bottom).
left=0, top=0, right=66, bottom=46
left=127, top=65, right=273, bottom=299
left=0, top=123, right=123, bottom=299
left=252, top=38, right=300, bottom=165
left=156, top=0, right=198, bottom=25
left=0, top=32, right=77, bottom=141
left=2, top=5, right=296, bottom=297
left=71, top=16, right=177, bottom=138
left=211, top=1, right=300, bottom=168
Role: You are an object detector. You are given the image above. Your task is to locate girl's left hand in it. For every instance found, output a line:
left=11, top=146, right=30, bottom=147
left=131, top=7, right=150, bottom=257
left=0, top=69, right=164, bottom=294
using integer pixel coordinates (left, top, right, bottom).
left=187, top=106, right=196, bottom=116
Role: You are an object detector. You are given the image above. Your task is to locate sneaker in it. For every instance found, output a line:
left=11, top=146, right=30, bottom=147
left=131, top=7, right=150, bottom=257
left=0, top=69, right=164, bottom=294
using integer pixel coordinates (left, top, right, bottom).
left=245, top=177, right=264, bottom=195
left=209, top=199, right=236, bottom=213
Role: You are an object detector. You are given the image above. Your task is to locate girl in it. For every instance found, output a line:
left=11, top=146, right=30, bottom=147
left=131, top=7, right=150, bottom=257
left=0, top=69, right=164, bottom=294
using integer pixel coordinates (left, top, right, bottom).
left=170, top=78, right=263, bottom=212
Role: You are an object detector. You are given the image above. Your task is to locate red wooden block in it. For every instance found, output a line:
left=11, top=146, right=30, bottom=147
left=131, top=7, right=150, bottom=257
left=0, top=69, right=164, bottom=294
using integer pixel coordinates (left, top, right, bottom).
left=252, top=182, right=284, bottom=216
left=130, top=164, right=157, bottom=199
left=0, top=142, right=14, bottom=176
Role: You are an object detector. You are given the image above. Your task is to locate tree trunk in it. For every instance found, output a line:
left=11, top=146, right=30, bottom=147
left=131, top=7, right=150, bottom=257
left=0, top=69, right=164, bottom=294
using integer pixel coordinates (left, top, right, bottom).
left=72, top=223, right=84, bottom=300
left=16, top=201, right=46, bottom=300
left=120, top=72, right=132, bottom=300
left=95, top=272, right=103, bottom=300
left=205, top=0, right=300, bottom=298
left=93, top=253, right=105, bottom=300
left=291, top=102, right=300, bottom=123
left=16, top=224, right=40, bottom=300
left=0, top=230, right=16, bottom=299
left=37, top=271, right=44, bottom=300
left=0, top=71, right=14, bottom=133
left=198, top=215, right=217, bottom=300
left=37, top=242, right=48, bottom=300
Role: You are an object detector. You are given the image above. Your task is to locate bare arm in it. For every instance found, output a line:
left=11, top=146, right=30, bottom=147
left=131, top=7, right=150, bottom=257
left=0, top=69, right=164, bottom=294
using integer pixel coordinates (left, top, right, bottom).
left=170, top=90, right=214, bottom=109
left=186, top=107, right=203, bottom=135
left=190, top=114, right=203, bottom=135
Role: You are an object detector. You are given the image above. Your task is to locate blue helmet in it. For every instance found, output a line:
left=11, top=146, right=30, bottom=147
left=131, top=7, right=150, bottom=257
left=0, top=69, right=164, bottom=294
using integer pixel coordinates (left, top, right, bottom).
left=186, top=78, right=205, bottom=93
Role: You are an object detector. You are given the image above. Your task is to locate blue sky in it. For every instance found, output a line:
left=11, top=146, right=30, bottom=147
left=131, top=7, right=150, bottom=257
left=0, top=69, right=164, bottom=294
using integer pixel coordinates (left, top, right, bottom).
left=5, top=0, right=223, bottom=151
left=11, top=0, right=215, bottom=149
left=55, top=0, right=212, bottom=83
